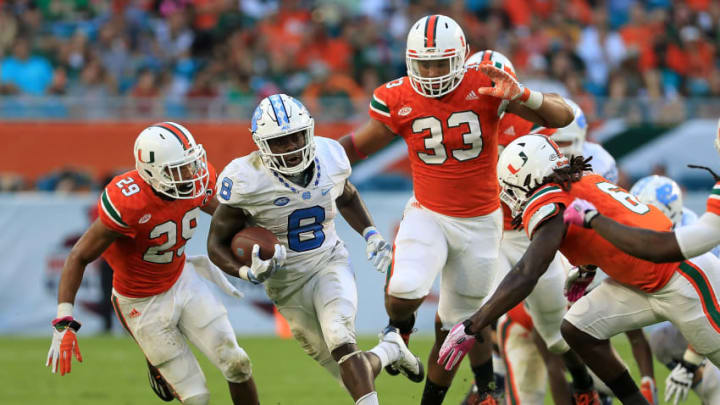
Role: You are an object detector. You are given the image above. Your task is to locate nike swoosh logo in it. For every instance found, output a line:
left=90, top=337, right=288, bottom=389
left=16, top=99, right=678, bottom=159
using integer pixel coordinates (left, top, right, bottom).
left=321, top=188, right=331, bottom=195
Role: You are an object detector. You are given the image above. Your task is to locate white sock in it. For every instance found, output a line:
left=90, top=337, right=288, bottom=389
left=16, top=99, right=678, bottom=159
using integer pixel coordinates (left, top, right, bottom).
left=368, top=341, right=400, bottom=368
left=356, top=391, right=379, bottom=405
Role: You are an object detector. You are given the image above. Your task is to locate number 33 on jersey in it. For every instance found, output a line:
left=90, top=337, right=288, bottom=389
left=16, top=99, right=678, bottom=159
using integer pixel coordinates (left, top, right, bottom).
left=98, top=166, right=217, bottom=298
left=370, top=68, right=506, bottom=218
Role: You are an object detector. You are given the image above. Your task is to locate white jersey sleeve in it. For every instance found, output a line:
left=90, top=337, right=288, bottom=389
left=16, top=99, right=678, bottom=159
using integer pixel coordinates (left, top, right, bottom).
left=216, top=152, right=273, bottom=210
left=583, top=142, right=618, bottom=184
left=675, top=212, right=720, bottom=259
left=315, top=136, right=352, bottom=190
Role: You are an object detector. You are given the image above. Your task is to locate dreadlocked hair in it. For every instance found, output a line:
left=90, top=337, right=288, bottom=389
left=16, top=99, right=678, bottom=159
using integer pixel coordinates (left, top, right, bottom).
left=509, top=155, right=593, bottom=229
left=542, top=155, right=593, bottom=192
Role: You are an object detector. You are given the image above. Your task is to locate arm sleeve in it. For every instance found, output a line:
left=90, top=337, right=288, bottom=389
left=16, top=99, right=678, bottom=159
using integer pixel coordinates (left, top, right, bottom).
left=321, top=137, right=352, bottom=181
left=524, top=202, right=562, bottom=239
left=368, top=83, right=399, bottom=134
left=675, top=212, right=720, bottom=259
left=97, top=188, right=136, bottom=238
left=521, top=185, right=567, bottom=238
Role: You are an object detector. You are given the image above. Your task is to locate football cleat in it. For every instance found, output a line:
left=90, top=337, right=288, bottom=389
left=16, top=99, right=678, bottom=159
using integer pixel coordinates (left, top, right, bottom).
left=381, top=326, right=424, bottom=383
left=383, top=314, right=416, bottom=376
left=461, top=379, right=505, bottom=405
left=147, top=360, right=175, bottom=402
left=573, top=389, right=601, bottom=405
left=476, top=391, right=501, bottom=405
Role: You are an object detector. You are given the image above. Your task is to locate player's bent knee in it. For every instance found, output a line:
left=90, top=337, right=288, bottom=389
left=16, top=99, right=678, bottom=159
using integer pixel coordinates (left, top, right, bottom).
left=218, top=345, right=252, bottom=383
left=546, top=336, right=570, bottom=354
left=386, top=275, right=426, bottom=299
left=437, top=295, right=482, bottom=330
left=181, top=392, right=210, bottom=405
left=560, top=319, right=581, bottom=345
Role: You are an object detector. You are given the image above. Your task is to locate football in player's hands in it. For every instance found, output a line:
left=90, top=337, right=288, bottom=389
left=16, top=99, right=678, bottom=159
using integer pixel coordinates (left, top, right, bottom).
left=231, top=227, right=278, bottom=265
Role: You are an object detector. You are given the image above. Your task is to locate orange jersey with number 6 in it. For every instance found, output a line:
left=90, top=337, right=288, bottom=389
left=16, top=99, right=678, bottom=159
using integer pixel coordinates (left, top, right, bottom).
left=369, top=67, right=505, bottom=217
left=521, top=174, right=677, bottom=293
left=98, top=167, right=216, bottom=298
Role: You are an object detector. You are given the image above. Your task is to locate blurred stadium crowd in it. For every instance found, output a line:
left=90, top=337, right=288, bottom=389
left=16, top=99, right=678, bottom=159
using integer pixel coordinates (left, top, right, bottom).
left=1, top=0, right=718, bottom=191
left=3, top=0, right=720, bottom=119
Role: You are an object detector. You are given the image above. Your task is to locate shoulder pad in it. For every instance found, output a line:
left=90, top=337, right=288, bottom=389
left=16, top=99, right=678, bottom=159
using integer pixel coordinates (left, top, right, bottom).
left=315, top=137, right=351, bottom=180
left=216, top=153, right=268, bottom=205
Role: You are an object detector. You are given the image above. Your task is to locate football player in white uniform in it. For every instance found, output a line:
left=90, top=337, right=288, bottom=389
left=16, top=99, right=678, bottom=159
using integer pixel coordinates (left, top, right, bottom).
left=207, top=94, right=424, bottom=405
left=630, top=175, right=720, bottom=405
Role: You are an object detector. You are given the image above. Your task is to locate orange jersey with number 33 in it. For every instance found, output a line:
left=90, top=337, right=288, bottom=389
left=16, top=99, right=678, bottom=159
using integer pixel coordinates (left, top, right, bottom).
left=98, top=166, right=216, bottom=298
left=369, top=67, right=505, bottom=217
left=522, top=174, right=677, bottom=293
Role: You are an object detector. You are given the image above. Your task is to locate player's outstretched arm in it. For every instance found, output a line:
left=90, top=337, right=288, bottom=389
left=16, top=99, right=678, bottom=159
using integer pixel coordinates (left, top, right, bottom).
left=475, top=64, right=574, bottom=128
left=564, top=198, right=685, bottom=262
left=438, top=213, right=566, bottom=370
left=506, top=93, right=574, bottom=129
left=49, top=219, right=120, bottom=375
left=464, top=213, right=566, bottom=335
left=338, top=118, right=395, bottom=164
left=336, top=180, right=392, bottom=273
left=58, top=219, right=120, bottom=305
left=207, top=203, right=248, bottom=276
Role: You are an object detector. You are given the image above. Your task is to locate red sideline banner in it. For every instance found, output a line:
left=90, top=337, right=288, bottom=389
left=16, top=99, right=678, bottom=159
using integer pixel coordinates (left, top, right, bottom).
left=1, top=121, right=355, bottom=181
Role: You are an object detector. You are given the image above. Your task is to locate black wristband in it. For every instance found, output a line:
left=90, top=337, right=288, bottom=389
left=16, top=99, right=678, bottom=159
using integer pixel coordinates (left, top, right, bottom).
left=680, top=359, right=700, bottom=373
left=463, top=319, right=484, bottom=342
left=54, top=319, right=82, bottom=332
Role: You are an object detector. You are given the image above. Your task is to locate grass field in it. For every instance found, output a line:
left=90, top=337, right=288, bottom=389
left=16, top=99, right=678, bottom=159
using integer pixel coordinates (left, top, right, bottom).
left=2, top=335, right=703, bottom=405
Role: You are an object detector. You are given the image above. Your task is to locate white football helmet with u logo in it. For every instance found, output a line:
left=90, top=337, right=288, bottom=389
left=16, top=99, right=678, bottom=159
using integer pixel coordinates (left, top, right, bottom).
left=134, top=122, right=209, bottom=200
left=406, top=14, right=469, bottom=98
left=497, top=135, right=569, bottom=216
left=251, top=94, right=315, bottom=175
left=630, top=175, right=684, bottom=227
left=466, top=49, right=516, bottom=77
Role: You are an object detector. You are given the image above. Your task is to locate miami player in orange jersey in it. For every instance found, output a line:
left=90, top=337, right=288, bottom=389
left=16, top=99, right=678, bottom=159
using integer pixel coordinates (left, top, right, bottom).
left=338, top=15, right=574, bottom=405
left=438, top=134, right=720, bottom=405
left=463, top=50, right=602, bottom=405
left=45, top=122, right=264, bottom=405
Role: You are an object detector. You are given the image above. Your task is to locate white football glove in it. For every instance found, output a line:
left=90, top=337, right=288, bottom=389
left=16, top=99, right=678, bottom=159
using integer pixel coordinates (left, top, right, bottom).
left=240, top=244, right=287, bottom=284
left=363, top=226, right=392, bottom=273
left=46, top=317, right=82, bottom=376
left=665, top=362, right=695, bottom=405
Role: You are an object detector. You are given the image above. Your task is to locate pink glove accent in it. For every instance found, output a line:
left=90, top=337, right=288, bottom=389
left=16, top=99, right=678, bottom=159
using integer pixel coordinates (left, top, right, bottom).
left=563, top=198, right=598, bottom=228
left=564, top=267, right=596, bottom=303
left=438, top=322, right=476, bottom=371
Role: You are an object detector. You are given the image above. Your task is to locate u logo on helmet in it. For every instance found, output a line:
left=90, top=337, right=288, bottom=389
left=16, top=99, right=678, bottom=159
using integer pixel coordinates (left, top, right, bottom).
left=137, top=149, right=155, bottom=164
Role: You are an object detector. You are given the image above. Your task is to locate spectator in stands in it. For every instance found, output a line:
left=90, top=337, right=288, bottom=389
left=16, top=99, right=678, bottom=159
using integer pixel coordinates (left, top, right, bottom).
left=0, top=38, right=53, bottom=95
left=130, top=68, right=160, bottom=116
